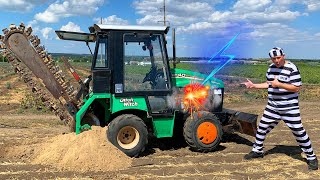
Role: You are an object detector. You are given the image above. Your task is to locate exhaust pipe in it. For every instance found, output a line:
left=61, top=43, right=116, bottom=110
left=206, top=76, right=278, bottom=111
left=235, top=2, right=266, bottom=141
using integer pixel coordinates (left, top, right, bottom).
left=172, top=28, right=176, bottom=68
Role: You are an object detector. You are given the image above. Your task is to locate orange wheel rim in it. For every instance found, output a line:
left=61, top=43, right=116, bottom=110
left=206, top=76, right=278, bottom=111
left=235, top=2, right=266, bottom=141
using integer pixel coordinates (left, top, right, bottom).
left=197, top=122, right=217, bottom=145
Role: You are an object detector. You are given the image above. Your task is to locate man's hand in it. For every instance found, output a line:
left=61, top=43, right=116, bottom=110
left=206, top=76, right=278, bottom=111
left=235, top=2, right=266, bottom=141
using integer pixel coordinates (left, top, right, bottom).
left=241, top=79, right=255, bottom=88
left=241, top=79, right=269, bottom=89
left=268, top=76, right=280, bottom=88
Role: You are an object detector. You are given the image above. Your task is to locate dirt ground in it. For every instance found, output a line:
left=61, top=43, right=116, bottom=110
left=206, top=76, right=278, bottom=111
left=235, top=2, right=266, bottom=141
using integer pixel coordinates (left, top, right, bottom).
left=1, top=100, right=320, bottom=179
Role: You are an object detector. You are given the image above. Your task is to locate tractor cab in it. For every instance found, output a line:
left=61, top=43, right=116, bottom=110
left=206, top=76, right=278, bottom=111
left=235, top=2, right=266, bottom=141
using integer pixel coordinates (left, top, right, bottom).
left=56, top=25, right=177, bottom=136
left=91, top=24, right=173, bottom=115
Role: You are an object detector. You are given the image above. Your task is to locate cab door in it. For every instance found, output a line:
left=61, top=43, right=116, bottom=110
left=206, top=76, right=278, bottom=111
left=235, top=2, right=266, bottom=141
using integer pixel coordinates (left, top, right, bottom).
left=121, top=32, right=173, bottom=115
left=92, top=37, right=111, bottom=93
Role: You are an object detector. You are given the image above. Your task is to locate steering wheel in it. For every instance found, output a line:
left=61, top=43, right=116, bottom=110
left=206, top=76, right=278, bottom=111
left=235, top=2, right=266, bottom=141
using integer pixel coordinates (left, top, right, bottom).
left=143, top=66, right=165, bottom=89
left=143, top=66, right=156, bottom=83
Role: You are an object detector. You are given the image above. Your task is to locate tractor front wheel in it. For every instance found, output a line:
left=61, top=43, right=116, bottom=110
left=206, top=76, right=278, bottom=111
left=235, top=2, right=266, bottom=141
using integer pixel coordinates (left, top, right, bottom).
left=183, top=111, right=223, bottom=152
left=107, top=114, right=148, bottom=157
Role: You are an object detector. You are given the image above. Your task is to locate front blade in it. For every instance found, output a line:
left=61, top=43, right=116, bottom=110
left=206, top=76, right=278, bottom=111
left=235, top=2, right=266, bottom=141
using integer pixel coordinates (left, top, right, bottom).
left=224, top=109, right=258, bottom=137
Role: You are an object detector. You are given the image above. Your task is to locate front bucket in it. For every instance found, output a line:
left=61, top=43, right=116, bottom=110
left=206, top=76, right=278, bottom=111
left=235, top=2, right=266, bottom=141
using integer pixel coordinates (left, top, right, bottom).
left=223, top=109, right=258, bottom=137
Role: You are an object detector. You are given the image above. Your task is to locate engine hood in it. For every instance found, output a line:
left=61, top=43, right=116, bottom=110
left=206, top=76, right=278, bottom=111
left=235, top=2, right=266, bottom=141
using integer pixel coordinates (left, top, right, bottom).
left=170, top=68, right=224, bottom=89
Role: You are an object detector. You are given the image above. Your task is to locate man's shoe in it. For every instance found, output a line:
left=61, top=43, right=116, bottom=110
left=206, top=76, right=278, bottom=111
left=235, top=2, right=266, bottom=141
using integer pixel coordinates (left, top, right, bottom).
left=307, top=158, right=318, bottom=170
left=244, top=151, right=264, bottom=160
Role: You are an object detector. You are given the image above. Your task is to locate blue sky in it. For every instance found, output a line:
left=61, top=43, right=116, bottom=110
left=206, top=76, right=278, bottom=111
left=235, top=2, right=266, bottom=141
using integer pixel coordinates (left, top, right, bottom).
left=1, top=0, right=320, bottom=59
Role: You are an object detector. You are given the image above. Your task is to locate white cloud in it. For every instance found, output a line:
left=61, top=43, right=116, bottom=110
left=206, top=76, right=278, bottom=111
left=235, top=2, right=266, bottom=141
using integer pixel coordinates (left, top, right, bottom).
left=177, top=21, right=237, bottom=36
left=60, top=22, right=82, bottom=32
left=249, top=23, right=291, bottom=38
left=133, top=0, right=306, bottom=35
left=241, top=10, right=302, bottom=23
left=184, top=22, right=214, bottom=31
left=0, top=0, right=45, bottom=12
left=133, top=0, right=216, bottom=26
left=41, top=27, right=53, bottom=40
left=136, top=14, right=164, bottom=25
left=303, top=0, right=320, bottom=11
left=35, top=11, right=58, bottom=23
left=248, top=23, right=319, bottom=45
left=35, top=0, right=104, bottom=23
left=233, top=0, right=272, bottom=12
left=209, top=11, right=232, bottom=22
left=138, top=0, right=320, bottom=41
left=94, top=15, right=129, bottom=25
left=271, top=0, right=320, bottom=11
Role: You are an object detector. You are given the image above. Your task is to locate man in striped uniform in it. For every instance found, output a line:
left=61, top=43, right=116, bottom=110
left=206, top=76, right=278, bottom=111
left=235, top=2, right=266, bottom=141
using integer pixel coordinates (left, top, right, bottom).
left=242, top=47, right=318, bottom=170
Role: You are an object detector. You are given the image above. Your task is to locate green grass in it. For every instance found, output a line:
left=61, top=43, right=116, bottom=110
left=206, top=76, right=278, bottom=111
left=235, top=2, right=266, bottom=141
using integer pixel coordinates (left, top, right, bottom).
left=175, top=62, right=320, bottom=84
left=2, top=59, right=319, bottom=85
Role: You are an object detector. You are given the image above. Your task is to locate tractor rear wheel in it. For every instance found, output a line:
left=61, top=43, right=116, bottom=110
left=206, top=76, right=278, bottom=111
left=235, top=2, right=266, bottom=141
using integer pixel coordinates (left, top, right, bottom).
left=107, top=114, right=148, bottom=157
left=183, top=111, right=223, bottom=152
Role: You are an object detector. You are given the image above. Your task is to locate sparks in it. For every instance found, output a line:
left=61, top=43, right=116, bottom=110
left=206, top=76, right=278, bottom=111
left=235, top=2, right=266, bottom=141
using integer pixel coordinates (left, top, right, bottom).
left=183, top=83, right=210, bottom=113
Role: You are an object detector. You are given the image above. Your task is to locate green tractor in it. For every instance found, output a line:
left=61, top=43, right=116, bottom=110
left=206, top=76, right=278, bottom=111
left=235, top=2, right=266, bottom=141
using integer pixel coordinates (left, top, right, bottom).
left=1, top=23, right=257, bottom=157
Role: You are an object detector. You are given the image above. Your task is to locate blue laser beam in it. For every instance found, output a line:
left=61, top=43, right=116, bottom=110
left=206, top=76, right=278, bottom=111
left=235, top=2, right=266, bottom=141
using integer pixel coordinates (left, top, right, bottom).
left=202, top=33, right=240, bottom=85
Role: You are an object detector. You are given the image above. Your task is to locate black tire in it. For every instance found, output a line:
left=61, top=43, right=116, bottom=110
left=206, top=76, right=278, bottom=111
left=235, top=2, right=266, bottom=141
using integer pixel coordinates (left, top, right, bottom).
left=107, top=114, right=148, bottom=157
left=183, top=111, right=223, bottom=152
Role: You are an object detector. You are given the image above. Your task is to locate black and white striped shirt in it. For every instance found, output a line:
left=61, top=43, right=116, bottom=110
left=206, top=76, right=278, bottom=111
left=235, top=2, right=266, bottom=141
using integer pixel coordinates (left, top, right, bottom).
left=266, top=61, right=302, bottom=110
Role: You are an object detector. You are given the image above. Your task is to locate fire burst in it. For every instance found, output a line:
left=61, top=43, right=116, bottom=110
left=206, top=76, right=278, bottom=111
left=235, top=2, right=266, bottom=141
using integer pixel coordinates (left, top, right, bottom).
left=183, top=83, right=210, bottom=114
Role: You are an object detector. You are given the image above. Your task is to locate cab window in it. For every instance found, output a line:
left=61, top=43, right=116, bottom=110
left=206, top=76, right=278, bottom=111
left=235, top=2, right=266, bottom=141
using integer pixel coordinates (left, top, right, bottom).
left=123, top=33, right=169, bottom=92
left=94, top=38, right=108, bottom=68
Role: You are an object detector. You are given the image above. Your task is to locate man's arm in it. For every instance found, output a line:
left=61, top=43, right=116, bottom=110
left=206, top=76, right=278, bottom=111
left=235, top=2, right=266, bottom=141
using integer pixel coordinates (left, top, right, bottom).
left=241, top=79, right=269, bottom=89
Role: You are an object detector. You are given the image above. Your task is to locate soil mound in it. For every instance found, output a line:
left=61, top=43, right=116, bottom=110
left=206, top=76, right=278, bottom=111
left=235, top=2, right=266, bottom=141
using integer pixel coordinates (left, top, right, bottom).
left=7, top=126, right=132, bottom=172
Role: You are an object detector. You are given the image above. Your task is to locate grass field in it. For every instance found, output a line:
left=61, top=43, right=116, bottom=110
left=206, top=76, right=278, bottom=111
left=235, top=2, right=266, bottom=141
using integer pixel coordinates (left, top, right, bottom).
left=175, top=60, right=320, bottom=84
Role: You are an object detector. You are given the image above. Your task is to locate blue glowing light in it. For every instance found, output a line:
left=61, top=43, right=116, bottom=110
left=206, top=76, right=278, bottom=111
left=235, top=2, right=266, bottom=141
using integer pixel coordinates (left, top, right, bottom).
left=202, top=33, right=240, bottom=85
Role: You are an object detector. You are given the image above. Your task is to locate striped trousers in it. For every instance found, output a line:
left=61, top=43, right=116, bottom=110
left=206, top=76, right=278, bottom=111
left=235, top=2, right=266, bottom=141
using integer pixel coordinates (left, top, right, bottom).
left=252, top=105, right=316, bottom=160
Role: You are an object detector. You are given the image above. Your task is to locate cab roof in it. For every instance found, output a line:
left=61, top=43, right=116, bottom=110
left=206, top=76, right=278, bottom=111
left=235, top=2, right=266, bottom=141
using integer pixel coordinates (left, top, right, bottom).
left=55, top=24, right=169, bottom=42
left=93, top=24, right=169, bottom=34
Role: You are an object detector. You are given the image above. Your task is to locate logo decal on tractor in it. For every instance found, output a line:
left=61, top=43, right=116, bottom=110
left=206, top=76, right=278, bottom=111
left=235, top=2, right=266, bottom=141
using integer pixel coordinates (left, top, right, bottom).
left=176, top=73, right=186, bottom=77
left=120, top=98, right=138, bottom=107
left=174, top=73, right=204, bottom=80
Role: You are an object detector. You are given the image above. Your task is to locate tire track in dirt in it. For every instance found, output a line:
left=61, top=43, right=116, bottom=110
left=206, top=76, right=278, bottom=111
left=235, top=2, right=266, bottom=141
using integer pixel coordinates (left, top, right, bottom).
left=114, top=149, right=320, bottom=180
